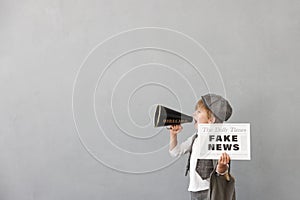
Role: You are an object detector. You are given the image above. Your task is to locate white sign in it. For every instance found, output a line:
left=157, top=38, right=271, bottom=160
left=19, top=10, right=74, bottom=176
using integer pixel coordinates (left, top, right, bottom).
left=197, top=123, right=251, bottom=160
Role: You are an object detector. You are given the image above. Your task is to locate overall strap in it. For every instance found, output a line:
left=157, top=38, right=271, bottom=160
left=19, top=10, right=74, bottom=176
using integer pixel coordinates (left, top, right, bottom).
left=185, top=134, right=198, bottom=176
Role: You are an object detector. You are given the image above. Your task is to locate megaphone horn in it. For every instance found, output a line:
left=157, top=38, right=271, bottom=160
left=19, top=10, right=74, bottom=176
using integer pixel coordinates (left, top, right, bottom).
left=154, top=105, right=193, bottom=127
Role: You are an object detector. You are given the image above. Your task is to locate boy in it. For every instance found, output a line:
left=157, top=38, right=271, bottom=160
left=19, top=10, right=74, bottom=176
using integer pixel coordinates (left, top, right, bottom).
left=169, top=93, right=233, bottom=200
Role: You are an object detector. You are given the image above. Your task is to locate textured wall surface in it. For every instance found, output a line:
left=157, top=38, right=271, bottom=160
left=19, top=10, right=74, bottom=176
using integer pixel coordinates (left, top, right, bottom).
left=1, top=0, right=300, bottom=199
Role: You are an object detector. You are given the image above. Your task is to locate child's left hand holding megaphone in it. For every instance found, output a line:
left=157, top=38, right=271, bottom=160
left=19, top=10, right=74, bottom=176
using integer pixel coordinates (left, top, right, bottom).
left=169, top=125, right=183, bottom=151
left=169, top=124, right=183, bottom=135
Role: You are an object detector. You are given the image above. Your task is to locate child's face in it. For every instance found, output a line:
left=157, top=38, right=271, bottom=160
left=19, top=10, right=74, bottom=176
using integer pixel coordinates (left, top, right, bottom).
left=193, top=106, right=210, bottom=129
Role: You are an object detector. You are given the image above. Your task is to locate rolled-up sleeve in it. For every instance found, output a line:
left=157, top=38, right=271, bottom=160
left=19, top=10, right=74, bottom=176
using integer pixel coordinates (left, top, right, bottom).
left=169, top=134, right=195, bottom=157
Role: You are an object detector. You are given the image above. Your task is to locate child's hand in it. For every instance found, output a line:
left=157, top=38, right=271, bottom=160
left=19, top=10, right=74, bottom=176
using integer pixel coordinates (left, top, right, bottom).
left=217, top=152, right=230, bottom=174
left=169, top=125, right=183, bottom=135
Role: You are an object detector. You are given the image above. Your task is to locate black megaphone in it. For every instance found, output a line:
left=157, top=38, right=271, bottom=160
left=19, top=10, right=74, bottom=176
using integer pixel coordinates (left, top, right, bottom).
left=154, top=105, right=193, bottom=127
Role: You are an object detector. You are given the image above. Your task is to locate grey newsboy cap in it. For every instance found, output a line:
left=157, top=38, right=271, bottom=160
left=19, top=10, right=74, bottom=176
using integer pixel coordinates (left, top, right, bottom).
left=201, top=93, right=232, bottom=122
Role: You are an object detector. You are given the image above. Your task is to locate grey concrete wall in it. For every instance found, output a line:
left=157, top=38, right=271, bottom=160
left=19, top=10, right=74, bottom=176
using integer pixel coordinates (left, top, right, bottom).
left=1, top=0, right=299, bottom=199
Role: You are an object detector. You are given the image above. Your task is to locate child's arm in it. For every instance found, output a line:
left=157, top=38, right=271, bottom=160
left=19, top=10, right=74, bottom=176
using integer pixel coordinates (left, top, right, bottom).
left=169, top=125, right=194, bottom=157
left=169, top=125, right=182, bottom=151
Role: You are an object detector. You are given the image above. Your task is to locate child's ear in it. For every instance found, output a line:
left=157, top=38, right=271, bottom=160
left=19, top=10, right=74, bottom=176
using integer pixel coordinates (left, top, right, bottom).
left=208, top=116, right=216, bottom=124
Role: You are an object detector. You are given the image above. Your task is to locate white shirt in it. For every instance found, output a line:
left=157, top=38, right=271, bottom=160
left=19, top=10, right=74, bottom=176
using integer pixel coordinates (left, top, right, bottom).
left=169, top=133, right=210, bottom=192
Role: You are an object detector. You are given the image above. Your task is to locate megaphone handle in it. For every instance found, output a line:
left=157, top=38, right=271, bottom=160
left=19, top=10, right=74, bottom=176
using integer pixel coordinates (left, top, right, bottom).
left=166, top=124, right=181, bottom=130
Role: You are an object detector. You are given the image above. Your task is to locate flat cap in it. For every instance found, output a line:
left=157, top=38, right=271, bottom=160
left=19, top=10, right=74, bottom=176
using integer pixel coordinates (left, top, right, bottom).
left=201, top=93, right=232, bottom=122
